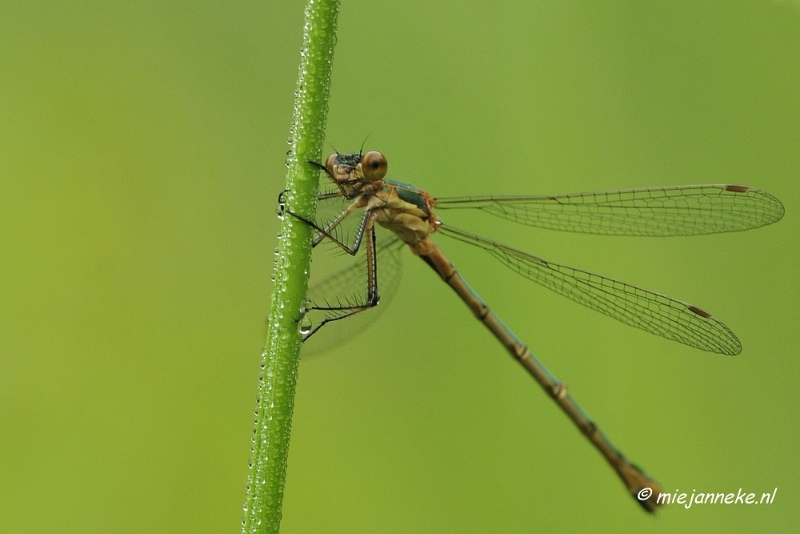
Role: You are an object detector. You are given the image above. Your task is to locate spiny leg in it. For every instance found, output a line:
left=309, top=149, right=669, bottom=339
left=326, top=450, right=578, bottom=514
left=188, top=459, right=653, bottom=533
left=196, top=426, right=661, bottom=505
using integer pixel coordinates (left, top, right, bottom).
left=278, top=189, right=368, bottom=254
left=302, top=221, right=382, bottom=341
left=279, top=194, right=383, bottom=340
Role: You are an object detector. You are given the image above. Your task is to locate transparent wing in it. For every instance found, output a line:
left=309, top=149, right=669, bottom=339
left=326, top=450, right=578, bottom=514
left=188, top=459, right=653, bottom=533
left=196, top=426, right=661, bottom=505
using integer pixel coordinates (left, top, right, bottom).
left=313, top=186, right=367, bottom=250
left=435, top=184, right=784, bottom=236
left=439, top=224, right=741, bottom=354
left=302, top=230, right=405, bottom=356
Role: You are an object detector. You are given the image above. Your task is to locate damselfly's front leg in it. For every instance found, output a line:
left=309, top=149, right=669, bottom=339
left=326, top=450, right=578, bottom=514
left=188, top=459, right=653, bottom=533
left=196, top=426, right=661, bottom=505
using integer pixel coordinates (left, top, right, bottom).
left=278, top=189, right=369, bottom=253
left=311, top=201, right=373, bottom=252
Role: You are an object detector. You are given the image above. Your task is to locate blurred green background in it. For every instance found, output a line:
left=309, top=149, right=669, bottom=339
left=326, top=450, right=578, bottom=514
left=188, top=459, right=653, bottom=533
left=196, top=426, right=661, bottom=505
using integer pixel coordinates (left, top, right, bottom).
left=1, top=1, right=798, bottom=532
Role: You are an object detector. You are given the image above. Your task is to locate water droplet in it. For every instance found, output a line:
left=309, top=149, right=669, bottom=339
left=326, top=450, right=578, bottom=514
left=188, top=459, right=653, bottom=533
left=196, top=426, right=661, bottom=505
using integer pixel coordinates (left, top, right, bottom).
left=298, top=315, right=312, bottom=335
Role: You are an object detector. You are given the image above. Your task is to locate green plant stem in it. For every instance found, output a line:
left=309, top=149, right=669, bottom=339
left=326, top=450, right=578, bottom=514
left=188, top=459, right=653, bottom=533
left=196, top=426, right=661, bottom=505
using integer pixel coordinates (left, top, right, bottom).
left=242, top=1, right=339, bottom=532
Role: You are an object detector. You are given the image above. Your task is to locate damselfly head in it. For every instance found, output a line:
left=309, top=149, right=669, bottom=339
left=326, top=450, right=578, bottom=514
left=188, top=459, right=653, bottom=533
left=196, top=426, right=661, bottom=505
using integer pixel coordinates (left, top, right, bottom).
left=325, top=151, right=388, bottom=184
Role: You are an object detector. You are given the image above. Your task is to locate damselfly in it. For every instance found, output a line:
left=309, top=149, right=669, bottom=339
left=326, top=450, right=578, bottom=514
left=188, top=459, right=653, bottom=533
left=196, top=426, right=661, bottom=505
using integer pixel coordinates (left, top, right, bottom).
left=282, top=150, right=784, bottom=511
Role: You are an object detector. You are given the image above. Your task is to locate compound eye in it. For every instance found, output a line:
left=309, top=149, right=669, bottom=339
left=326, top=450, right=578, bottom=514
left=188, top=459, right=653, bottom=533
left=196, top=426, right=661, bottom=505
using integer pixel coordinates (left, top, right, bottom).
left=361, top=151, right=388, bottom=181
left=325, top=153, right=338, bottom=176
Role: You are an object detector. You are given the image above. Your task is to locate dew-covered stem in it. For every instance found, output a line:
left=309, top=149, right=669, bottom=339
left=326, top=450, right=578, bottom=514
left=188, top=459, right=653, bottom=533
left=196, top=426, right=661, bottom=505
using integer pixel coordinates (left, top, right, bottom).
left=242, top=1, right=339, bottom=532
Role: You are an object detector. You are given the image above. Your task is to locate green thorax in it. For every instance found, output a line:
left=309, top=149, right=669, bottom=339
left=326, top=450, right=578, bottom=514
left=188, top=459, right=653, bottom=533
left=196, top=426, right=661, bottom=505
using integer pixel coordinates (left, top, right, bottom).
left=384, top=179, right=430, bottom=215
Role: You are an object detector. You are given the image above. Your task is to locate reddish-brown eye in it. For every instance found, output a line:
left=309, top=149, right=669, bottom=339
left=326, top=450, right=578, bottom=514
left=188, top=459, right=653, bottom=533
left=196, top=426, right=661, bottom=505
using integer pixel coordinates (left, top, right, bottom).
left=325, top=153, right=338, bottom=176
left=361, top=151, right=388, bottom=181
